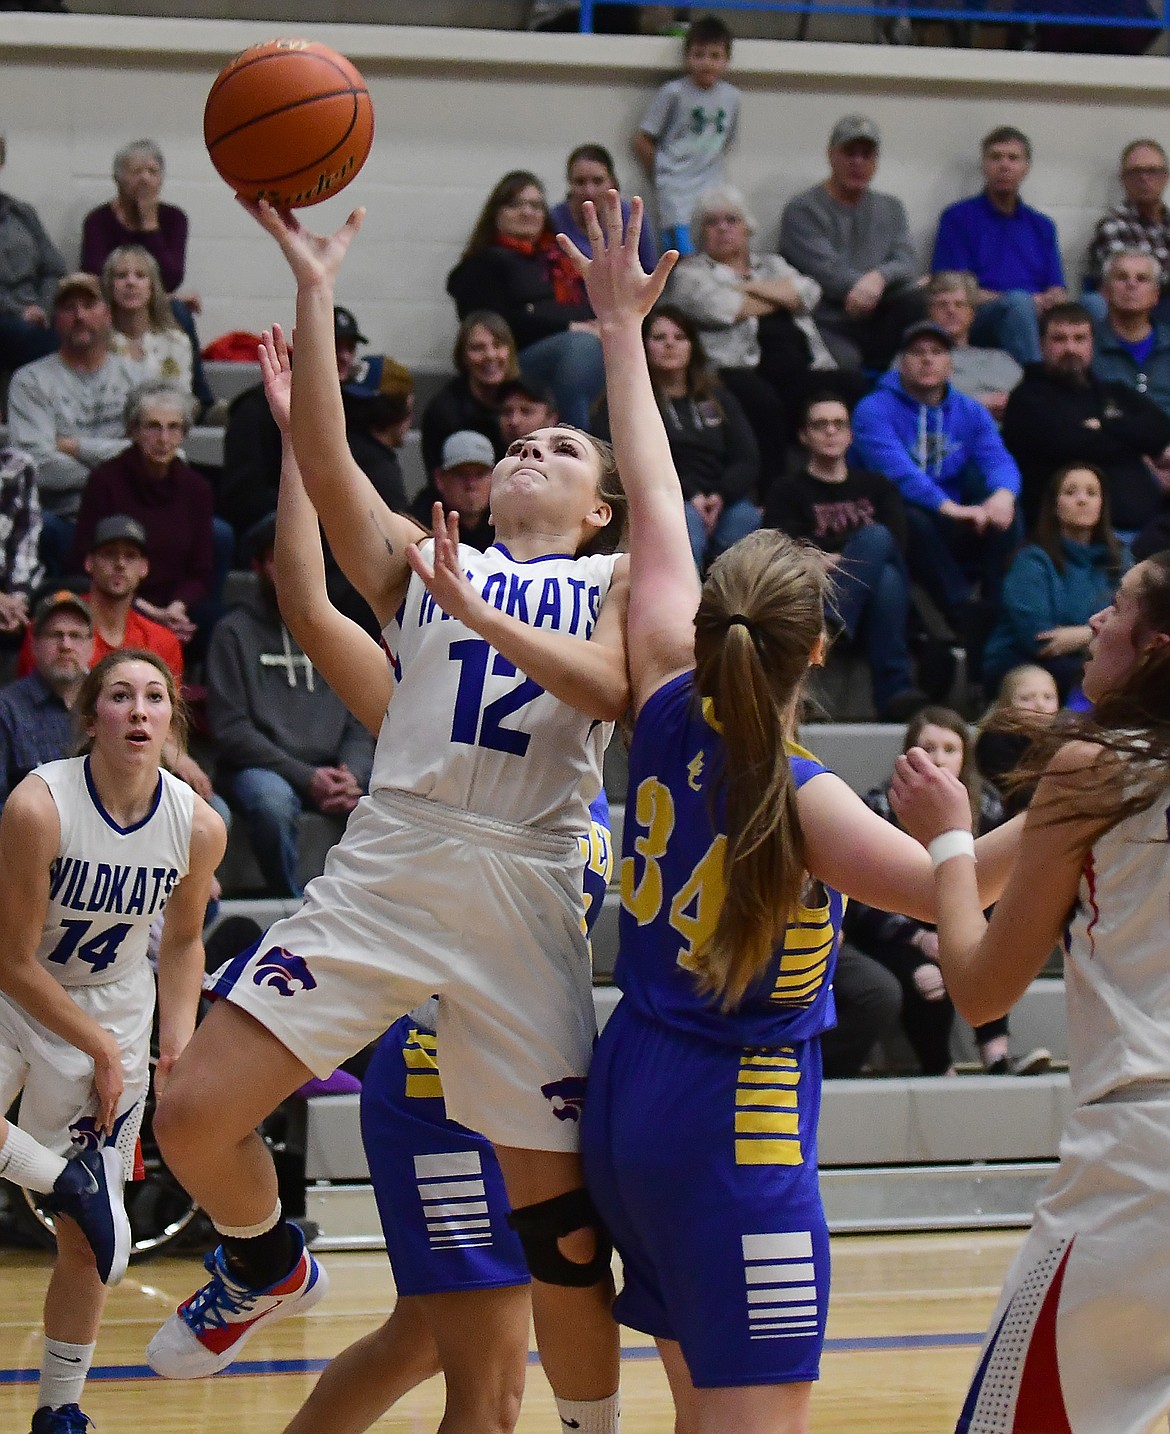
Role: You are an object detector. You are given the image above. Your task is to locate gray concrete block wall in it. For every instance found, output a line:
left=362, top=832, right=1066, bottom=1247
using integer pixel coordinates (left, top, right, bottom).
left=5, top=18, right=1170, bottom=376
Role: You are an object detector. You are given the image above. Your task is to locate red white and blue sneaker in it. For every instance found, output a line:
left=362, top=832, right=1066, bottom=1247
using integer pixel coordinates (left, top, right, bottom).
left=145, top=1223, right=328, bottom=1378
left=30, top=1405, right=94, bottom=1434
left=43, top=1147, right=130, bottom=1287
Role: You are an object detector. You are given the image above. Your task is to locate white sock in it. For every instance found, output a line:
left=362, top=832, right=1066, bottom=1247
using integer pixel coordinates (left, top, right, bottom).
left=38, top=1337, right=96, bottom=1411
left=0, top=1125, right=67, bottom=1195
left=554, top=1392, right=620, bottom=1434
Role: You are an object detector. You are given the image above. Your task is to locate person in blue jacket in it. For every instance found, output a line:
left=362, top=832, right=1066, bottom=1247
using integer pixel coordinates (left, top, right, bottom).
left=984, top=463, right=1131, bottom=696
left=850, top=320, right=1022, bottom=648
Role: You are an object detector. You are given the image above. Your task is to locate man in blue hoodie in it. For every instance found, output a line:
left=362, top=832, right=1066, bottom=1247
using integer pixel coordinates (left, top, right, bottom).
left=851, top=320, right=1022, bottom=635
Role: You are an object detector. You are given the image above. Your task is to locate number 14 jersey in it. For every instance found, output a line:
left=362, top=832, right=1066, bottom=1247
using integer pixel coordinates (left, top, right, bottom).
left=34, top=756, right=194, bottom=988
left=375, top=542, right=621, bottom=837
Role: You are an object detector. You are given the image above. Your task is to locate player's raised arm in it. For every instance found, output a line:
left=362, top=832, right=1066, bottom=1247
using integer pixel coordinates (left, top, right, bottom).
left=262, top=324, right=398, bottom=736
left=561, top=192, right=692, bottom=716
left=242, top=200, right=419, bottom=627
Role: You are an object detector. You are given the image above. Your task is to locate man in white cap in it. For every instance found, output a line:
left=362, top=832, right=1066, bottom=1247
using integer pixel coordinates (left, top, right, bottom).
left=779, top=114, right=927, bottom=370
left=409, top=429, right=497, bottom=551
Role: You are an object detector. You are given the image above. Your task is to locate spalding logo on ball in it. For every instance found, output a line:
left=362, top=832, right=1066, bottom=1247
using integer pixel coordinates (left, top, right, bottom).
left=204, top=38, right=374, bottom=208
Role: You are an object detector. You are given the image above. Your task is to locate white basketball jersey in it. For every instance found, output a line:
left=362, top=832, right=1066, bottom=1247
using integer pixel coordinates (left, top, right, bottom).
left=1064, top=786, right=1170, bottom=1104
left=34, top=757, right=195, bottom=988
left=373, top=542, right=620, bottom=835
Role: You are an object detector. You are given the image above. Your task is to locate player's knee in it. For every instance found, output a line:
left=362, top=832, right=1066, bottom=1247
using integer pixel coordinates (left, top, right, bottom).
left=152, top=1077, right=214, bottom=1167
left=507, top=1187, right=612, bottom=1288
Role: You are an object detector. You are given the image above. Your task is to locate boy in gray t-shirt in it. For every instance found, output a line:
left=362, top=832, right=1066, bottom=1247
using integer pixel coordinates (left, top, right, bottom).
left=634, top=15, right=740, bottom=256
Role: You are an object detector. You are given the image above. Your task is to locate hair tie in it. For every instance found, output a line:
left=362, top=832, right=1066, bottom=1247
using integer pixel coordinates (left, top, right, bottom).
left=727, top=614, right=753, bottom=632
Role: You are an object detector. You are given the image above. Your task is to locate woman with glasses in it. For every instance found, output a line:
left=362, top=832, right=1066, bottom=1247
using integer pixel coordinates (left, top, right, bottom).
left=446, top=170, right=603, bottom=429
left=764, top=392, right=927, bottom=721
left=70, top=382, right=213, bottom=648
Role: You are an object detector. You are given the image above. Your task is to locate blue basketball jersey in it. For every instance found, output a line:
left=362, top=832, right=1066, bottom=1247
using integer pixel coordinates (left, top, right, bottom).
left=614, top=672, right=843, bottom=1048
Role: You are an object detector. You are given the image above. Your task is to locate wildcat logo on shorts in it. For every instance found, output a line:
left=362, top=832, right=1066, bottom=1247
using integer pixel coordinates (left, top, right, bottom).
left=253, top=947, right=318, bottom=997
left=70, top=1106, right=134, bottom=1152
left=541, top=1076, right=587, bottom=1122
left=68, top=1117, right=104, bottom=1152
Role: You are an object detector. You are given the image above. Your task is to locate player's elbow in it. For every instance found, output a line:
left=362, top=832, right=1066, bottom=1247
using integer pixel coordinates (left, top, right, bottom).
left=591, top=669, right=630, bottom=724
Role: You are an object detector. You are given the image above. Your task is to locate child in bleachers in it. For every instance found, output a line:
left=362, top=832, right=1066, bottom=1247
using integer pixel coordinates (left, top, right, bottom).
left=633, top=15, right=740, bottom=255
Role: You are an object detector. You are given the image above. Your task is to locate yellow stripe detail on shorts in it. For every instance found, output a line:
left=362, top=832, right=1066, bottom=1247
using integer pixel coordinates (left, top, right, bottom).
left=736, top=1086, right=798, bottom=1107
left=735, top=1110, right=800, bottom=1134
left=736, top=1138, right=803, bottom=1165
left=405, top=1072, right=444, bottom=1100
left=735, top=1051, right=802, bottom=1163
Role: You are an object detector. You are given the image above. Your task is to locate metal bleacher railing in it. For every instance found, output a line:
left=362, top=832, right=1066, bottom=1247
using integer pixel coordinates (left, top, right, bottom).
left=576, top=0, right=1169, bottom=47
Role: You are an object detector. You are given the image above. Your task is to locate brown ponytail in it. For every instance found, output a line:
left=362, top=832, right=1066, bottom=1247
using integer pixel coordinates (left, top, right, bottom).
left=691, top=529, right=827, bottom=1009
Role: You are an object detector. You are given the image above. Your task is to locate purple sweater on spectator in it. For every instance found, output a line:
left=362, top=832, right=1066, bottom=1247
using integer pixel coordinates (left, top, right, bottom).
left=81, top=202, right=189, bottom=294
left=71, top=446, right=214, bottom=608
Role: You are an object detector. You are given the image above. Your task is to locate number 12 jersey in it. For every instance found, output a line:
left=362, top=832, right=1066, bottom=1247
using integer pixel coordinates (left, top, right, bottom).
left=375, top=541, right=622, bottom=836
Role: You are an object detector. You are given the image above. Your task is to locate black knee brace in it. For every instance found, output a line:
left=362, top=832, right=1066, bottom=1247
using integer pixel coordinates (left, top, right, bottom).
left=507, top=1187, right=613, bottom=1287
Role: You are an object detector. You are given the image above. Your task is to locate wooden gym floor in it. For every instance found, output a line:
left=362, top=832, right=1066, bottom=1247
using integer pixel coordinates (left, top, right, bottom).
left=0, top=1229, right=1031, bottom=1432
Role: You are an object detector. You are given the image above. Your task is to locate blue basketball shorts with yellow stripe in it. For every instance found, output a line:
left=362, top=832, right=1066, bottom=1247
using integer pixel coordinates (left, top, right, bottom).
left=582, top=999, right=830, bottom=1388
left=361, top=1014, right=529, bottom=1297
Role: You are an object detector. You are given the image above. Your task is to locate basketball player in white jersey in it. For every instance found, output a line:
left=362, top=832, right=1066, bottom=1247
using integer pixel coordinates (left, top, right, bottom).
left=253, top=324, right=609, bottom=1434
left=0, top=650, right=224, bottom=1434
left=893, top=553, right=1170, bottom=1434
left=149, top=200, right=629, bottom=1434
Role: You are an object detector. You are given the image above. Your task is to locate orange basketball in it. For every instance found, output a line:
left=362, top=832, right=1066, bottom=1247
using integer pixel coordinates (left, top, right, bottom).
left=204, top=38, right=374, bottom=209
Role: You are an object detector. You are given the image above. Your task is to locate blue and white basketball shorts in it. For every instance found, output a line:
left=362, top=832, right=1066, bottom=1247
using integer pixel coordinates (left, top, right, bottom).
left=0, top=961, right=153, bottom=1182
left=956, top=1091, right=1170, bottom=1434
left=582, top=999, right=830, bottom=1388
left=206, top=789, right=595, bottom=1152
left=361, top=1015, right=529, bottom=1297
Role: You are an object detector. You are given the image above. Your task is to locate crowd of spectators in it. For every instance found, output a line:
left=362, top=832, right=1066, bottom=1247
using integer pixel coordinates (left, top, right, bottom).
left=0, top=17, right=1164, bottom=1079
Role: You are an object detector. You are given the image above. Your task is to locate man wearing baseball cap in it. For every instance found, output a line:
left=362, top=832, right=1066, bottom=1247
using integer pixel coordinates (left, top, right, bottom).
left=779, top=113, right=927, bottom=370
left=0, top=589, right=92, bottom=809
left=5, top=272, right=135, bottom=575
left=333, top=304, right=368, bottom=386
left=409, top=429, right=496, bottom=552
left=17, top=515, right=184, bottom=686
left=851, top=319, right=1021, bottom=649
left=497, top=375, right=559, bottom=448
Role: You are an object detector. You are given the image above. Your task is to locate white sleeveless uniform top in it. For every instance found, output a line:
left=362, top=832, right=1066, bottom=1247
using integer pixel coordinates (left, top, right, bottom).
left=374, top=541, right=620, bottom=837
left=34, top=757, right=195, bottom=989
left=1064, top=784, right=1170, bottom=1105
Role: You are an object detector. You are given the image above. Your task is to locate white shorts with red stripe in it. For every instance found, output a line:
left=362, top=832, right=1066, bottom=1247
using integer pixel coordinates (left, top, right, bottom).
left=957, top=1089, right=1170, bottom=1434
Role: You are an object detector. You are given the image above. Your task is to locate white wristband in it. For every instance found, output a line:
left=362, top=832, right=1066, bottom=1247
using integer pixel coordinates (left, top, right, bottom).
left=928, top=829, right=976, bottom=866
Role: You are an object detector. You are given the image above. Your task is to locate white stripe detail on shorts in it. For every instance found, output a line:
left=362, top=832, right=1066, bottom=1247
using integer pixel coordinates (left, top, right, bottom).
left=743, top=1231, right=818, bottom=1341
left=414, top=1150, right=497, bottom=1251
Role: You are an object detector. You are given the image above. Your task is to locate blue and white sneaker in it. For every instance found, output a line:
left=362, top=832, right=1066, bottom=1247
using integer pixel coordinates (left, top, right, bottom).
left=45, top=1147, right=130, bottom=1287
left=146, top=1222, right=328, bottom=1378
left=30, top=1402, right=94, bottom=1432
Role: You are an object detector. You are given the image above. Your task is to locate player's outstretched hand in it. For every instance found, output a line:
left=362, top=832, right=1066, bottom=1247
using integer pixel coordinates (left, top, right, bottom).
left=259, top=324, right=293, bottom=433
left=890, top=747, right=973, bottom=848
left=239, top=196, right=363, bottom=288
left=557, top=189, right=676, bottom=327
left=406, top=504, right=489, bottom=630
